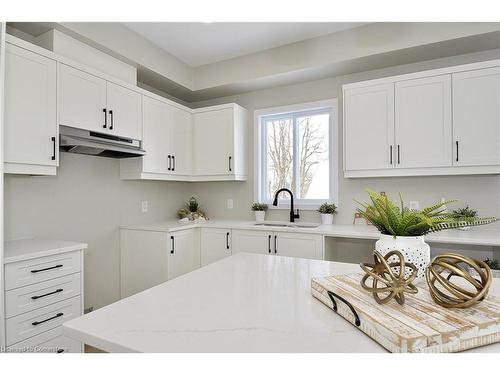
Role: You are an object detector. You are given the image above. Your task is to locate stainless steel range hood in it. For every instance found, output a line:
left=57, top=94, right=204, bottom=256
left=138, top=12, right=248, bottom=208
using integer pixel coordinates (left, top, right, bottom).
left=59, top=126, right=146, bottom=158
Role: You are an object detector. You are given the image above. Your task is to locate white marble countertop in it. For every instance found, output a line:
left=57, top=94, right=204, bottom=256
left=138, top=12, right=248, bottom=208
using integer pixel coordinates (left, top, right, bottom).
left=4, top=238, right=88, bottom=264
left=63, top=253, right=500, bottom=353
left=121, top=220, right=500, bottom=246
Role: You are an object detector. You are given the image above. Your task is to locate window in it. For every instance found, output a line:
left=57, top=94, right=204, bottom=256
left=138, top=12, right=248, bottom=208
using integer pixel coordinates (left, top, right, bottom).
left=255, top=100, right=338, bottom=209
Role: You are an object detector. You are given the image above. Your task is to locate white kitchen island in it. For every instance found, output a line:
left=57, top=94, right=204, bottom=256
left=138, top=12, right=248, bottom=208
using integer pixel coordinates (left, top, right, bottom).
left=63, top=253, right=500, bottom=353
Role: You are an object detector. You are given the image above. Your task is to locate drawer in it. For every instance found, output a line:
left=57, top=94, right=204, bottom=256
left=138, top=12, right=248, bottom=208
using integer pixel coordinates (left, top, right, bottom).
left=5, top=273, right=81, bottom=318
left=5, top=251, right=81, bottom=290
left=7, top=326, right=82, bottom=353
left=6, top=295, right=81, bottom=346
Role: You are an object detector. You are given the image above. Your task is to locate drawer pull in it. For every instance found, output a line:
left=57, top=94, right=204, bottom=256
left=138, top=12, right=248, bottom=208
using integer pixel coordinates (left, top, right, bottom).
left=31, top=288, right=64, bottom=300
left=31, top=264, right=63, bottom=273
left=32, top=312, right=64, bottom=326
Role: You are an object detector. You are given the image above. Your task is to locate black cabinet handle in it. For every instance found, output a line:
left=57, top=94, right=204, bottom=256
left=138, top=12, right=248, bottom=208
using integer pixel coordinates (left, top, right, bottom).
left=397, top=145, right=400, bottom=164
left=51, top=136, right=56, bottom=161
left=32, top=312, right=63, bottom=326
left=268, top=235, right=271, bottom=254
left=103, top=108, right=107, bottom=128
left=389, top=145, right=393, bottom=165
left=172, top=155, right=175, bottom=171
left=170, top=236, right=175, bottom=254
left=31, top=288, right=63, bottom=300
left=228, top=156, right=232, bottom=172
left=226, top=232, right=230, bottom=250
left=31, top=264, right=63, bottom=273
left=57, top=349, right=65, bottom=353
left=167, top=155, right=171, bottom=171
left=456, top=140, right=459, bottom=162
left=274, top=235, right=277, bottom=254
left=109, top=110, right=114, bottom=130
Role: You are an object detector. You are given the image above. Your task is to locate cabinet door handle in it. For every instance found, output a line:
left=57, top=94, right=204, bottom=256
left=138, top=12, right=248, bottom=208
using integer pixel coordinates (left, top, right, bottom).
left=57, top=349, right=65, bottom=353
left=170, top=236, right=175, bottom=254
left=31, top=264, right=63, bottom=273
left=167, top=155, right=171, bottom=171
left=32, top=312, right=63, bottom=326
left=109, top=110, right=114, bottom=130
left=456, top=141, right=459, bottom=162
left=397, top=145, right=400, bottom=165
left=274, top=235, right=277, bottom=254
left=389, top=145, right=393, bottom=165
left=228, top=156, right=232, bottom=172
left=226, top=232, right=230, bottom=250
left=172, top=155, right=175, bottom=172
left=103, top=108, right=107, bottom=128
left=31, top=288, right=64, bottom=300
left=51, top=136, right=56, bottom=161
left=268, top=235, right=271, bottom=253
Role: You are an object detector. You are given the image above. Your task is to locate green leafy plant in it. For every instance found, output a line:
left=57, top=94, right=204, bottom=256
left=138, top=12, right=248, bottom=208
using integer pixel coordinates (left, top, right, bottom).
left=318, top=203, right=337, bottom=215
left=355, top=190, right=498, bottom=236
left=188, top=197, right=199, bottom=213
left=483, top=258, right=499, bottom=270
left=178, top=197, right=206, bottom=219
left=251, top=203, right=268, bottom=211
left=452, top=205, right=478, bottom=219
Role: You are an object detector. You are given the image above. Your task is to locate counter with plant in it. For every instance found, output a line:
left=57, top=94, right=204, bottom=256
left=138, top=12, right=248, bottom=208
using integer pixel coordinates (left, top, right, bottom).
left=251, top=203, right=268, bottom=222
left=318, top=203, right=337, bottom=225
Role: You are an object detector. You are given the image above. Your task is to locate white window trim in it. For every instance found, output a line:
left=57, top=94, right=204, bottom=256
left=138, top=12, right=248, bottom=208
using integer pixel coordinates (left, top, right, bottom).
left=254, top=99, right=339, bottom=211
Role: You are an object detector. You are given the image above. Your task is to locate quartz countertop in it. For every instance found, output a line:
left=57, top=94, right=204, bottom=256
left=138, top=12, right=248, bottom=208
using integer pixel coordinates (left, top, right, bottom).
left=63, top=253, right=500, bottom=353
left=4, top=238, right=88, bottom=264
left=121, top=220, right=500, bottom=246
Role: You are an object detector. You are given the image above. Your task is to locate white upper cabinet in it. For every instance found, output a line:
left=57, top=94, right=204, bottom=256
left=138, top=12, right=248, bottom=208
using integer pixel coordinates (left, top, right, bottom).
left=170, top=106, right=192, bottom=176
left=344, top=83, right=395, bottom=171
left=395, top=75, right=452, bottom=168
left=452, top=67, right=500, bottom=167
left=4, top=43, right=57, bottom=175
left=105, top=82, right=142, bottom=140
left=193, top=104, right=247, bottom=180
left=58, top=64, right=107, bottom=133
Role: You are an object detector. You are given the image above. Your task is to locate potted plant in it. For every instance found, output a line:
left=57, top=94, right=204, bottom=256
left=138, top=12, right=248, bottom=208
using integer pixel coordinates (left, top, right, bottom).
left=356, top=190, right=498, bottom=281
left=483, top=258, right=500, bottom=278
left=318, top=203, right=337, bottom=225
left=178, top=197, right=208, bottom=221
left=451, top=205, right=478, bottom=231
left=251, top=203, right=268, bottom=222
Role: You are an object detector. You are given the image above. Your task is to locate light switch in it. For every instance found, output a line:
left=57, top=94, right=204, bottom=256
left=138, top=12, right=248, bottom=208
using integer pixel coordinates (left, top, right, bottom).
left=141, top=201, right=148, bottom=213
left=227, top=199, right=233, bottom=209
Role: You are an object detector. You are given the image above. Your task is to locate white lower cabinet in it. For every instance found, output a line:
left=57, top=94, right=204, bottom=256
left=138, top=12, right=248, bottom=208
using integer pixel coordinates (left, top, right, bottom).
left=120, top=228, right=200, bottom=298
left=7, top=326, right=82, bottom=353
left=200, top=228, right=232, bottom=266
left=232, top=230, right=323, bottom=260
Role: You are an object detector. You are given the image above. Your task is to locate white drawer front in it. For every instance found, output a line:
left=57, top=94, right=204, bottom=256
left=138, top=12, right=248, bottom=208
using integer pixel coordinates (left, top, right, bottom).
left=6, top=295, right=81, bottom=346
left=5, top=273, right=81, bottom=318
left=7, top=326, right=82, bottom=353
left=5, top=251, right=81, bottom=290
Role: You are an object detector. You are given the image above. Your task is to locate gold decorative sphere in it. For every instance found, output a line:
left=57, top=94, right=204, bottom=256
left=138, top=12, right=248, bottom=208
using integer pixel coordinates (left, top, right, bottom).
left=360, top=250, right=418, bottom=305
left=426, top=253, right=492, bottom=308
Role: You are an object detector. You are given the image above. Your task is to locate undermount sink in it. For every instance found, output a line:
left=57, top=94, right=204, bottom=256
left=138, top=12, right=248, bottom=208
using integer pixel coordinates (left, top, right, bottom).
left=253, top=222, right=319, bottom=229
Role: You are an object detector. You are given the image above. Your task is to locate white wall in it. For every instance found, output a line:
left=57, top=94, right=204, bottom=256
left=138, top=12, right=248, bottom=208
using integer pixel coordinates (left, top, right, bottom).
left=190, top=49, right=500, bottom=228
left=4, top=153, right=191, bottom=310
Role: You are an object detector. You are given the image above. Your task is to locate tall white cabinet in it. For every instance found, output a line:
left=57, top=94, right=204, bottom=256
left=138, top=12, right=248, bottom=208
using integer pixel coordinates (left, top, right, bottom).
left=4, top=43, right=58, bottom=175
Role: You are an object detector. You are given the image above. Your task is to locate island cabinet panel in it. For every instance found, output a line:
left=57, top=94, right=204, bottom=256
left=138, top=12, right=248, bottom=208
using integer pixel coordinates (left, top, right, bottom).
left=200, top=228, right=232, bottom=267
left=452, top=66, right=500, bottom=167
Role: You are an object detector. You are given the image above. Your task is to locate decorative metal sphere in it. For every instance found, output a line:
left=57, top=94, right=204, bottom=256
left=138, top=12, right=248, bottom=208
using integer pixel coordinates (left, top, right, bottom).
left=426, top=253, right=492, bottom=308
left=360, top=250, right=418, bottom=305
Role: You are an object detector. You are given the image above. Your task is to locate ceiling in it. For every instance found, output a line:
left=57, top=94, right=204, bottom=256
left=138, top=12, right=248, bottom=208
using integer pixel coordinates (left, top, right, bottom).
left=123, top=22, right=368, bottom=67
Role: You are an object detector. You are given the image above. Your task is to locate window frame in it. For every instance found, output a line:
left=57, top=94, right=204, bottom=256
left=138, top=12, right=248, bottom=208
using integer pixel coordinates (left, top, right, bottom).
left=254, top=99, right=339, bottom=210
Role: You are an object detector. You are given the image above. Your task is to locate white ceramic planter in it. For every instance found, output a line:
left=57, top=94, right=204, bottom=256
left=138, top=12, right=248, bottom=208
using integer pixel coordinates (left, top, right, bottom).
left=375, top=234, right=430, bottom=282
left=255, top=211, right=266, bottom=222
left=321, top=214, right=334, bottom=225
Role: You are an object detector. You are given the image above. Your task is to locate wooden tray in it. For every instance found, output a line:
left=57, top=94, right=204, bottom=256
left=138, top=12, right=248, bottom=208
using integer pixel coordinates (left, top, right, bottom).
left=311, top=273, right=500, bottom=353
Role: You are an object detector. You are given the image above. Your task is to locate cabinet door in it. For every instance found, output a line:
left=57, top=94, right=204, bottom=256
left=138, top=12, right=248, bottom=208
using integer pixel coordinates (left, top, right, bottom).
left=231, top=230, right=273, bottom=255
left=171, top=106, right=192, bottom=176
left=58, top=63, right=107, bottom=132
left=200, top=228, right=231, bottom=266
left=142, top=96, right=171, bottom=174
left=395, top=75, right=452, bottom=168
left=106, top=82, right=142, bottom=139
left=4, top=44, right=57, bottom=167
left=193, top=108, right=234, bottom=175
left=452, top=67, right=500, bottom=166
left=168, top=230, right=199, bottom=280
left=275, top=232, right=323, bottom=260
left=344, top=83, right=395, bottom=171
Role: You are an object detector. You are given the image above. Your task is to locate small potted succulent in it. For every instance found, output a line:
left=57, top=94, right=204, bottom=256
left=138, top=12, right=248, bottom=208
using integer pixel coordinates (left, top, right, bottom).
left=452, top=205, right=478, bottom=231
left=178, top=197, right=208, bottom=221
left=318, top=203, right=337, bottom=225
left=251, top=203, right=268, bottom=222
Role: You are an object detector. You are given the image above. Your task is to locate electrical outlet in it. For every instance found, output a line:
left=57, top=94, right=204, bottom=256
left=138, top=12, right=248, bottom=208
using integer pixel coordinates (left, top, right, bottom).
left=141, top=201, right=148, bottom=213
left=227, top=199, right=233, bottom=209
left=409, top=201, right=420, bottom=210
